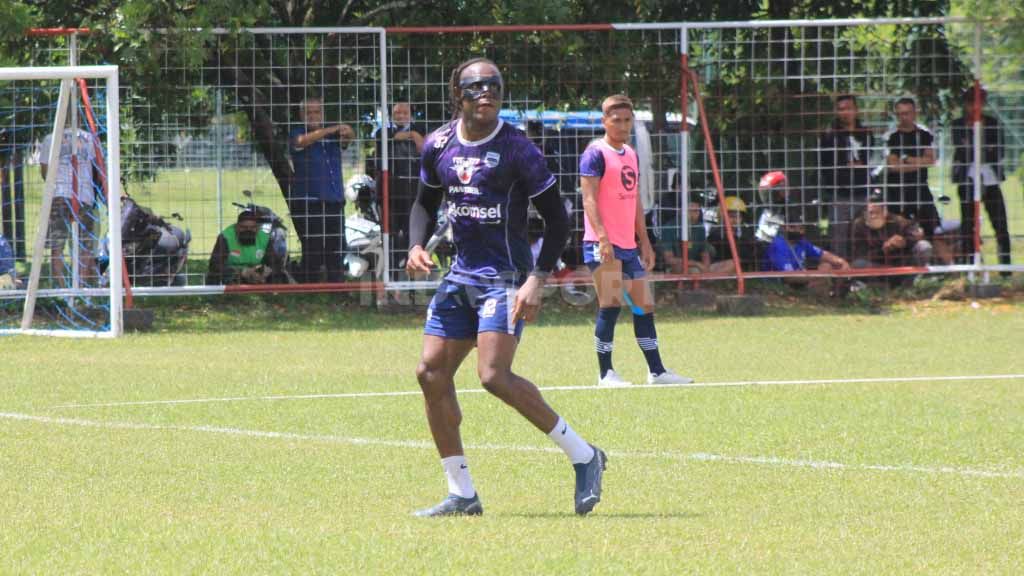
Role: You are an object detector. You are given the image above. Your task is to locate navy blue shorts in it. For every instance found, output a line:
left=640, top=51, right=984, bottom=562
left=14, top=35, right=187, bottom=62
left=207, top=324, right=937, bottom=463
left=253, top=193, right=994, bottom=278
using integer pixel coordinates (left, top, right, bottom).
left=424, top=279, right=524, bottom=340
left=582, top=241, right=647, bottom=279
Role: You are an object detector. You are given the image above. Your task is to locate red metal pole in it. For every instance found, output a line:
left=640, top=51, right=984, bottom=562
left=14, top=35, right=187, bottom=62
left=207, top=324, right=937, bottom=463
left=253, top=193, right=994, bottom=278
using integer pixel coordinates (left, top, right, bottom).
left=687, top=69, right=745, bottom=295
left=680, top=53, right=691, bottom=281
left=76, top=78, right=135, bottom=308
left=26, top=28, right=93, bottom=37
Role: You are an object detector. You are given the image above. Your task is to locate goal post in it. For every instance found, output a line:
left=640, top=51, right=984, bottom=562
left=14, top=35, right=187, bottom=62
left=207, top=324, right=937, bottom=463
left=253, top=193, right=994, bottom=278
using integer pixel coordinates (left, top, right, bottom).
left=0, top=65, right=122, bottom=338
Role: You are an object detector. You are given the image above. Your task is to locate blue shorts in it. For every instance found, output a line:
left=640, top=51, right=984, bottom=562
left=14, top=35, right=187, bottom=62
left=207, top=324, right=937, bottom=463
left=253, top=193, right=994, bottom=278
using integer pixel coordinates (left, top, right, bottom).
left=424, top=279, right=524, bottom=340
left=582, top=241, right=647, bottom=279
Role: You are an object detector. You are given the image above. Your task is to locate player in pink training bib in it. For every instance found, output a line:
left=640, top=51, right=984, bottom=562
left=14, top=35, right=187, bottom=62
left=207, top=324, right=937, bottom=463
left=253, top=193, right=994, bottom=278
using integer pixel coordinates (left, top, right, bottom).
left=580, top=94, right=694, bottom=387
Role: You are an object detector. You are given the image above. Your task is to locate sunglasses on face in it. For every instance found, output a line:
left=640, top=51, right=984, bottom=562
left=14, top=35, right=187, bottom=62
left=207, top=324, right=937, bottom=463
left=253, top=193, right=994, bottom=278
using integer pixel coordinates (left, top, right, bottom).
left=459, top=75, right=503, bottom=101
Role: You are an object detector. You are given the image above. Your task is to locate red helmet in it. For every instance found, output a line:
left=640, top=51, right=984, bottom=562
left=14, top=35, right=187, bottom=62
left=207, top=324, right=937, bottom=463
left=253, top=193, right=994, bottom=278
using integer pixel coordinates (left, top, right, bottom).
left=758, top=171, right=787, bottom=190
left=757, top=171, right=788, bottom=204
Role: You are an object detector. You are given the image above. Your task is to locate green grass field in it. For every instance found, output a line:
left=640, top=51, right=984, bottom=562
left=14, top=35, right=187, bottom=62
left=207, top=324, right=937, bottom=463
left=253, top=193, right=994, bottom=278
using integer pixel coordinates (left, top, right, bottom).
left=2, top=298, right=1023, bottom=573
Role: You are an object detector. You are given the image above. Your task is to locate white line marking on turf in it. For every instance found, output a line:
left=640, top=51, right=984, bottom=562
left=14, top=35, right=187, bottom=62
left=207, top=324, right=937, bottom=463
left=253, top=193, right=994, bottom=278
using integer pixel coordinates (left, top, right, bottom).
left=49, top=373, right=1024, bottom=410
left=1, top=411, right=1022, bottom=481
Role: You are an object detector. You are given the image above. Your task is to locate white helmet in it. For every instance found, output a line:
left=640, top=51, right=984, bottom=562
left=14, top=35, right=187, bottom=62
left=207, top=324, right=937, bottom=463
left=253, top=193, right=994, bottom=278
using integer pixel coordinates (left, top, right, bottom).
left=345, top=174, right=376, bottom=204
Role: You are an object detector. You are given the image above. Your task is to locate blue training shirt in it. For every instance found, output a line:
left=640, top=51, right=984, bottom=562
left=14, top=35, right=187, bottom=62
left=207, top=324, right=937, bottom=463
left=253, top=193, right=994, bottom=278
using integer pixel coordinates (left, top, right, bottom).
left=289, top=126, right=344, bottom=203
left=420, top=119, right=556, bottom=286
left=764, top=235, right=824, bottom=272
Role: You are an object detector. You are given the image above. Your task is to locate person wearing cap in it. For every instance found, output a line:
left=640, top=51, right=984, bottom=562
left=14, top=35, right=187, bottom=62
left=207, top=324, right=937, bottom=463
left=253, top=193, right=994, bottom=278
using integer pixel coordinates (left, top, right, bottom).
left=206, top=209, right=275, bottom=285
left=951, top=87, right=1011, bottom=273
left=851, top=193, right=933, bottom=284
left=580, top=93, right=693, bottom=387
left=707, top=195, right=760, bottom=271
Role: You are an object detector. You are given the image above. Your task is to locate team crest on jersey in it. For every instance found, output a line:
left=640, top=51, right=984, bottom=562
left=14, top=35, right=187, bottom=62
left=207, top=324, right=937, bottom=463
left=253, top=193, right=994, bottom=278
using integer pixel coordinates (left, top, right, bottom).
left=484, top=151, right=501, bottom=168
left=451, top=156, right=482, bottom=185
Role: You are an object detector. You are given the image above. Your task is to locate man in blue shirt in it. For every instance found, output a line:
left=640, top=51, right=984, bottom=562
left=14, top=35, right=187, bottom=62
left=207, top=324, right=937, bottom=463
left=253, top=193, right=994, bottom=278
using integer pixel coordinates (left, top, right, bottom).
left=289, top=97, right=354, bottom=282
left=764, top=207, right=849, bottom=295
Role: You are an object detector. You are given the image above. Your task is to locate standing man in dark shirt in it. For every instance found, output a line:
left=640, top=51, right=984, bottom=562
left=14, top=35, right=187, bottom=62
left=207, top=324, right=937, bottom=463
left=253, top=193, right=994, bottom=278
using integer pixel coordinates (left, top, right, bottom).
left=289, top=97, right=355, bottom=282
left=885, top=97, right=940, bottom=240
left=951, top=87, right=1011, bottom=272
left=368, top=101, right=425, bottom=274
left=819, top=94, right=874, bottom=260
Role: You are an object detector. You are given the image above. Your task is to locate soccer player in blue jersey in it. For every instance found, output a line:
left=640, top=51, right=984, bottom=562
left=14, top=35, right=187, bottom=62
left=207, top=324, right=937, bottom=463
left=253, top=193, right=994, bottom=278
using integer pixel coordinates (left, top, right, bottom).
left=406, top=57, right=606, bottom=517
left=580, top=94, right=693, bottom=387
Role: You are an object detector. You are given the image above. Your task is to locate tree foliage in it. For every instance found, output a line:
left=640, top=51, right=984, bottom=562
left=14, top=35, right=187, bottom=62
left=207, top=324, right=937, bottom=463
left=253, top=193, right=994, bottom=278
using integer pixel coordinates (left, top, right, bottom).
left=0, top=0, right=995, bottom=200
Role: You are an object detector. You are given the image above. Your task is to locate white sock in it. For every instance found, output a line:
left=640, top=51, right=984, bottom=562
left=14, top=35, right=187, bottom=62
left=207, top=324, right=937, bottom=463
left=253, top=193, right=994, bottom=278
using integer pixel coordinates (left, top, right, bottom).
left=441, top=455, right=476, bottom=499
left=547, top=416, right=595, bottom=464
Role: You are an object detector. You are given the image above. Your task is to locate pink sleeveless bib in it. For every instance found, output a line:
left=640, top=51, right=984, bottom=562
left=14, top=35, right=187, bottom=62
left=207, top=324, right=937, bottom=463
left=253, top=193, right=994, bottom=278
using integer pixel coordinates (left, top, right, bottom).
left=583, top=141, right=639, bottom=249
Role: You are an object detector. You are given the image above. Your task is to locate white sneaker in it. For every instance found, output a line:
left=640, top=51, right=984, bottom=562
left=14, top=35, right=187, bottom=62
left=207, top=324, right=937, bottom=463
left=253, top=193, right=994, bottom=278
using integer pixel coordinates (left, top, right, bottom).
left=597, top=369, right=633, bottom=387
left=647, top=370, right=694, bottom=385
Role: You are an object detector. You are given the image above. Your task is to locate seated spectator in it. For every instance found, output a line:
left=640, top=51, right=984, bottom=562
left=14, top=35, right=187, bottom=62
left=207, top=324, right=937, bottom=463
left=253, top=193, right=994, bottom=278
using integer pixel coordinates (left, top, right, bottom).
left=707, top=196, right=760, bottom=271
left=0, top=232, right=19, bottom=289
left=657, top=195, right=733, bottom=274
left=764, top=210, right=850, bottom=276
left=851, top=196, right=933, bottom=270
left=207, top=210, right=288, bottom=285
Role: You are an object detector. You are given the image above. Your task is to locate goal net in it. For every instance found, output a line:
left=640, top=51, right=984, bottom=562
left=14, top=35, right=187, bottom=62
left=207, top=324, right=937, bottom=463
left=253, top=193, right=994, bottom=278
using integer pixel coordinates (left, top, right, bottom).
left=0, top=66, right=123, bottom=337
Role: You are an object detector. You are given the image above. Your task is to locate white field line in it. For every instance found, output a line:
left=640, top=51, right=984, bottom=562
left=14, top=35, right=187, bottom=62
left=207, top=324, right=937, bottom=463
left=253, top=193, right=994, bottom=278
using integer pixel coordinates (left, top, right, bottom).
left=49, top=373, right=1024, bottom=410
left=1, top=410, right=1021, bottom=480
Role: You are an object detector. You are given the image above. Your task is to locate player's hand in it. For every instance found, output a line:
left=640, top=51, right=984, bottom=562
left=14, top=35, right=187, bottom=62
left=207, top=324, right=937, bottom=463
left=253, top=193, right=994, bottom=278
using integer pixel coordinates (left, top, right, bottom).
left=406, top=245, right=434, bottom=277
left=640, top=241, right=656, bottom=272
left=598, top=237, right=614, bottom=264
left=511, top=274, right=544, bottom=323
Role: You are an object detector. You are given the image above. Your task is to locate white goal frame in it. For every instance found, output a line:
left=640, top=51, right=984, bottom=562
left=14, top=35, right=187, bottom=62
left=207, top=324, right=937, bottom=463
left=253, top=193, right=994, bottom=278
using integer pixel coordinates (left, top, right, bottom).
left=0, top=65, right=122, bottom=338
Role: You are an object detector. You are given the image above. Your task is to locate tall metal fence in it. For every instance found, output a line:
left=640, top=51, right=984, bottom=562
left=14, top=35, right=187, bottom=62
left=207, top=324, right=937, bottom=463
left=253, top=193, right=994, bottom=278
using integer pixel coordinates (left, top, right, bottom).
left=1, top=19, right=1021, bottom=300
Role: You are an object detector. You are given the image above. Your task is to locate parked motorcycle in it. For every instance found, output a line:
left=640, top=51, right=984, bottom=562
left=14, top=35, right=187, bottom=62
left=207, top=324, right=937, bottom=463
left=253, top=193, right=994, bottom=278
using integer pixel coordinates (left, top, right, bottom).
left=344, top=175, right=384, bottom=280
left=115, top=196, right=191, bottom=287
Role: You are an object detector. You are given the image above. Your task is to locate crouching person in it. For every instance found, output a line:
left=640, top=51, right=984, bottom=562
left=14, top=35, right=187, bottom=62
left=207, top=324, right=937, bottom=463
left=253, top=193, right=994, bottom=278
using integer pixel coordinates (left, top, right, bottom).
left=850, top=195, right=932, bottom=287
left=207, top=209, right=288, bottom=285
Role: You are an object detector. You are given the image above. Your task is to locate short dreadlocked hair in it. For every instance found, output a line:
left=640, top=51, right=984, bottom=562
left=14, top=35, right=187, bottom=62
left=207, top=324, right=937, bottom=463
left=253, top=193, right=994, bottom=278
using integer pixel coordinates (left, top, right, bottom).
left=448, top=57, right=501, bottom=120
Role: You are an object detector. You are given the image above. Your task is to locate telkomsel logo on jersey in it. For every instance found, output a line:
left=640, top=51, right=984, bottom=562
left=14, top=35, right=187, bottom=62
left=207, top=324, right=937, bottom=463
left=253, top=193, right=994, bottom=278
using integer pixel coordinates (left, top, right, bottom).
left=447, top=202, right=503, bottom=225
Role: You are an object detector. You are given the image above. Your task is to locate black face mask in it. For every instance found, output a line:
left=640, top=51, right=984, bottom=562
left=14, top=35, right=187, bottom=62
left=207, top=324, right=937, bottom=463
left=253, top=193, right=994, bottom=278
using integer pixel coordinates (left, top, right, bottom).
left=237, top=230, right=257, bottom=245
left=459, top=75, right=503, bottom=101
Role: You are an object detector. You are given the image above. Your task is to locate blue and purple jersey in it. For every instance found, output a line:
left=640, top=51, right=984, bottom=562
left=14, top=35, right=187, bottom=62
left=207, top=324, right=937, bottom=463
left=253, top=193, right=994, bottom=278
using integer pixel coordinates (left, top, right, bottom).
left=764, top=235, right=824, bottom=271
left=420, top=119, right=556, bottom=286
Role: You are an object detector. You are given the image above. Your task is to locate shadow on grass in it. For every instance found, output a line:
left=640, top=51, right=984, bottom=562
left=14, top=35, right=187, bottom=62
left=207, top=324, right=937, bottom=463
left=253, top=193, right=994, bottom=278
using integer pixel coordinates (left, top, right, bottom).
left=498, top=511, right=703, bottom=520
